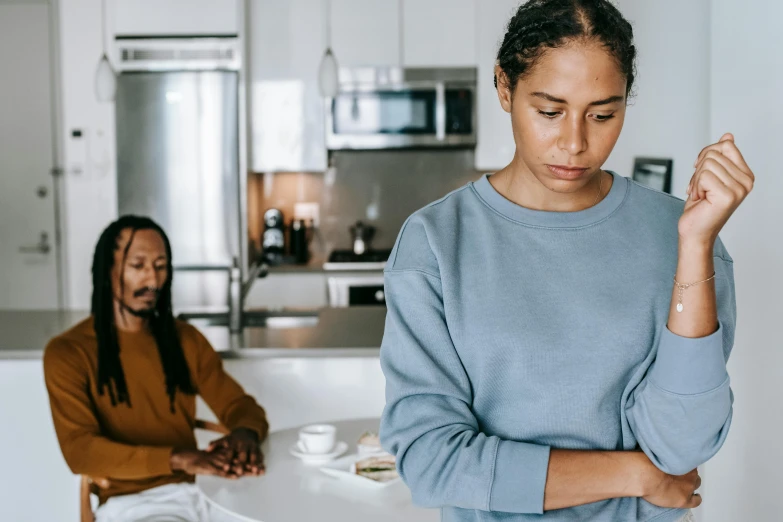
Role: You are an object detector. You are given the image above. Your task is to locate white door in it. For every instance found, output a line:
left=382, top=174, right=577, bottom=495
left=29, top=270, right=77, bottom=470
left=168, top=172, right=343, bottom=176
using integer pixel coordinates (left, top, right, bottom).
left=0, top=3, right=60, bottom=309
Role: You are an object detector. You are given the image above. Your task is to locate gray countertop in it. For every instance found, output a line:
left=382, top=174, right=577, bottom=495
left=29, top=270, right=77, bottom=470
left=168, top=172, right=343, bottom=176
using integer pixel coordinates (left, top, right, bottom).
left=0, top=308, right=386, bottom=360
left=265, top=255, right=329, bottom=274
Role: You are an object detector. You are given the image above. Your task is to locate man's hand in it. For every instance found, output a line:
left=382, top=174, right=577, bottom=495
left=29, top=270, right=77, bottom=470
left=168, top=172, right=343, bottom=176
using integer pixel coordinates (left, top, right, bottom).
left=207, top=427, right=265, bottom=477
left=169, top=448, right=239, bottom=478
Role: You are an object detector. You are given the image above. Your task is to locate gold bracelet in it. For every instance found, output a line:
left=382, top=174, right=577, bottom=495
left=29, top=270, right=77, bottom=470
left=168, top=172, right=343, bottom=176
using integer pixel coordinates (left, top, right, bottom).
left=673, top=272, right=716, bottom=312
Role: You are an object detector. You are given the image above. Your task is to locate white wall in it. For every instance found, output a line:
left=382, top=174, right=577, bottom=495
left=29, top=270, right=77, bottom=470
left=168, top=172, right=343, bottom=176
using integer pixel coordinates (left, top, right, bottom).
left=700, top=1, right=783, bottom=521
left=57, top=0, right=118, bottom=309
left=605, top=0, right=711, bottom=196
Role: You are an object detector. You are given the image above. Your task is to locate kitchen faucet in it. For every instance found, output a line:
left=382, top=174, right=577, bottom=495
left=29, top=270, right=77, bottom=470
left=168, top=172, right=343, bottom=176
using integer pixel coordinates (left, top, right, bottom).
left=228, top=256, right=269, bottom=333
left=174, top=257, right=269, bottom=333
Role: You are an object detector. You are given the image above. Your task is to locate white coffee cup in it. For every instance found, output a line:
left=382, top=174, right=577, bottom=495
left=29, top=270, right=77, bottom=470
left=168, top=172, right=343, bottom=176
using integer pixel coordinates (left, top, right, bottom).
left=297, top=424, right=336, bottom=454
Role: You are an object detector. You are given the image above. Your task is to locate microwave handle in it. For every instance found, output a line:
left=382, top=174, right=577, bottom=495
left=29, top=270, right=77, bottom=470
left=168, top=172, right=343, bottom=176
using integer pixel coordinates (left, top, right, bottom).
left=435, top=82, right=446, bottom=141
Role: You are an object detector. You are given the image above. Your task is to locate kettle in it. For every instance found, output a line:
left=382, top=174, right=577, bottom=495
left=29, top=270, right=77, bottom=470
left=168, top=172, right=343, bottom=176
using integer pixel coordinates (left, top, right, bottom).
left=350, top=220, right=375, bottom=256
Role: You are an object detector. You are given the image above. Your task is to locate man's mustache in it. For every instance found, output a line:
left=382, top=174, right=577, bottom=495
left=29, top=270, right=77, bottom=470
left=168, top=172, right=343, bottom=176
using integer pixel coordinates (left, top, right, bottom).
left=133, top=286, right=161, bottom=298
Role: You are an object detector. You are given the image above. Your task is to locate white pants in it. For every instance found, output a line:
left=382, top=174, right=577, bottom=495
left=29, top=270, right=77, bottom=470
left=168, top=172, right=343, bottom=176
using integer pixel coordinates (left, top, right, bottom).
left=95, top=483, right=694, bottom=522
left=94, top=483, right=238, bottom=522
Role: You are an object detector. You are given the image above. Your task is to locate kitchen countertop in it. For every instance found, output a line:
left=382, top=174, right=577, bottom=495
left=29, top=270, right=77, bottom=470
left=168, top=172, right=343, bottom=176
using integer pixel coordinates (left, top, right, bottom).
left=0, top=308, right=387, bottom=360
left=265, top=255, right=329, bottom=274
left=264, top=254, right=390, bottom=274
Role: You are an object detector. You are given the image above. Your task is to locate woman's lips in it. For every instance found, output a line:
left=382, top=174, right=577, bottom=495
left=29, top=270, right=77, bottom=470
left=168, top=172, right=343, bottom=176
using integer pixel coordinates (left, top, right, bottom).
left=546, top=165, right=589, bottom=180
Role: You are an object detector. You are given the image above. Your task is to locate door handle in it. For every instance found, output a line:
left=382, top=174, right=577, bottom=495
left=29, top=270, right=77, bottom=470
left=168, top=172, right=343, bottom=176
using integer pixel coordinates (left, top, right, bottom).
left=19, top=232, right=51, bottom=254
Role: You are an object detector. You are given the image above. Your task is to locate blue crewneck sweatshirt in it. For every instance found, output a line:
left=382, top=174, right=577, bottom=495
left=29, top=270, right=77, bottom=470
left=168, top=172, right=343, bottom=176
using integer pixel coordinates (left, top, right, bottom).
left=379, top=171, right=736, bottom=522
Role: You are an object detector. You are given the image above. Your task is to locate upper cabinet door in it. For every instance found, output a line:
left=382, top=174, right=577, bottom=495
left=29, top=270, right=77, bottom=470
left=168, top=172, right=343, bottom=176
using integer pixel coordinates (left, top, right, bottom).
left=475, top=0, right=519, bottom=171
left=248, top=0, right=328, bottom=172
left=113, top=0, right=239, bottom=36
left=330, top=0, right=401, bottom=66
left=401, top=0, right=476, bottom=67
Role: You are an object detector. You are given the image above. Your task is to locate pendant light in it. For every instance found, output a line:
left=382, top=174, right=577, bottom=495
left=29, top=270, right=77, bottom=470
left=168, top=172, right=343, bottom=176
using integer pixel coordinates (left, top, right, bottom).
left=318, top=0, right=339, bottom=98
left=95, top=0, right=116, bottom=102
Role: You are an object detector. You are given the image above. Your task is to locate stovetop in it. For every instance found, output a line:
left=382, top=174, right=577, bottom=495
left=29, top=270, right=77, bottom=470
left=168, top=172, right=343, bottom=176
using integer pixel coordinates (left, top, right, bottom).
left=323, top=249, right=392, bottom=271
left=327, top=249, right=392, bottom=263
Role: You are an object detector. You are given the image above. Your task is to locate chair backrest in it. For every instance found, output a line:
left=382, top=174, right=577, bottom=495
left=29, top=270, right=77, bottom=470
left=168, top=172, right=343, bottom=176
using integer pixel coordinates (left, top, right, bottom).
left=79, top=419, right=229, bottom=522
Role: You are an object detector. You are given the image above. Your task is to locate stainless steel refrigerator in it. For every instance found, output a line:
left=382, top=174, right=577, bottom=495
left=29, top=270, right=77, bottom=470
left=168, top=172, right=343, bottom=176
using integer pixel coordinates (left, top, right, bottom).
left=116, top=70, right=241, bottom=311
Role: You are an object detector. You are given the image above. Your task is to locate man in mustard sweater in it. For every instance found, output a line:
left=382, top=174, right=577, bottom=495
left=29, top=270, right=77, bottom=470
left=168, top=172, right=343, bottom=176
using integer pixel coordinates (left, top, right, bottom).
left=44, top=215, right=269, bottom=521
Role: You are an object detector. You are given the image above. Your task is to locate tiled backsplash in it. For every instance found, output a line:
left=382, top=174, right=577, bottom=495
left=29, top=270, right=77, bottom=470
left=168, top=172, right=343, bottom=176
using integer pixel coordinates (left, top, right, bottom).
left=249, top=149, right=483, bottom=259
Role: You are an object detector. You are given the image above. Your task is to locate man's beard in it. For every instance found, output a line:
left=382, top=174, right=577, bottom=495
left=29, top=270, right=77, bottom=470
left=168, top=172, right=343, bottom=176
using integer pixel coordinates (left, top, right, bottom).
left=119, top=286, right=160, bottom=318
left=120, top=299, right=157, bottom=318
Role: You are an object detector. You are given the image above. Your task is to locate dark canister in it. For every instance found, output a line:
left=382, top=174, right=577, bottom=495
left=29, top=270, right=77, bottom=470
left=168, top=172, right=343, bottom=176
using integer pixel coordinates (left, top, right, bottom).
left=289, top=219, right=312, bottom=264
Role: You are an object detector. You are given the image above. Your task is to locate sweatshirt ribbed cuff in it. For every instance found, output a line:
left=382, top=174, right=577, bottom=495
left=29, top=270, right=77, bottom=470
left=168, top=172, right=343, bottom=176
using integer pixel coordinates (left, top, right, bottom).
left=146, top=446, right=176, bottom=477
left=650, top=321, right=728, bottom=395
left=489, top=440, right=551, bottom=514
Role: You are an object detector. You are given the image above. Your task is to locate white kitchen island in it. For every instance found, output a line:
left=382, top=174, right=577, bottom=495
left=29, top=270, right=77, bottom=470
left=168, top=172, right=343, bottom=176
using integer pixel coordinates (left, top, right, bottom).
left=0, top=309, right=388, bottom=522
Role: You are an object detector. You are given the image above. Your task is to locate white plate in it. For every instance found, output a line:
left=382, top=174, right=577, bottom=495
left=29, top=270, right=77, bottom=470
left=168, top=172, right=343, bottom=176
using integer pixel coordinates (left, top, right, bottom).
left=319, top=453, right=401, bottom=489
left=289, top=440, right=348, bottom=464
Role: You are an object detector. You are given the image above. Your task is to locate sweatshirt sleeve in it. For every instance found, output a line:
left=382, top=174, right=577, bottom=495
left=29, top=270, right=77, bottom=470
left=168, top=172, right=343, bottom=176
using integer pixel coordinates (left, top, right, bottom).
left=379, top=219, right=551, bottom=514
left=43, top=339, right=174, bottom=479
left=625, top=246, right=736, bottom=475
left=188, top=326, right=269, bottom=441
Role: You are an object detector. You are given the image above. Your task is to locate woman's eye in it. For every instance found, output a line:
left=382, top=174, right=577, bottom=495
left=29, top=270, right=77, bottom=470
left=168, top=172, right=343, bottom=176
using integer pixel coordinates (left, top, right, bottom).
left=538, top=110, right=560, bottom=119
left=593, top=114, right=615, bottom=122
left=130, top=264, right=143, bottom=270
left=155, top=265, right=167, bottom=271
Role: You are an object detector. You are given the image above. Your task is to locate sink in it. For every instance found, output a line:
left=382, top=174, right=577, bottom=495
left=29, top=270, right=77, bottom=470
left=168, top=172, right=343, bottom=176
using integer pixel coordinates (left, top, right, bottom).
left=177, top=309, right=319, bottom=329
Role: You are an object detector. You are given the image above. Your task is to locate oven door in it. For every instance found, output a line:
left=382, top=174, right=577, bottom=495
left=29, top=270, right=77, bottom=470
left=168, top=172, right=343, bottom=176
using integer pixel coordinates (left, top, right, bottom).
left=327, top=275, right=386, bottom=307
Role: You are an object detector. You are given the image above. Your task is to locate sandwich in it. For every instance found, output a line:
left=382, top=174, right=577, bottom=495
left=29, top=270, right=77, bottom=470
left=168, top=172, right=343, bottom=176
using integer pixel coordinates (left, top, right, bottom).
left=351, top=454, right=399, bottom=482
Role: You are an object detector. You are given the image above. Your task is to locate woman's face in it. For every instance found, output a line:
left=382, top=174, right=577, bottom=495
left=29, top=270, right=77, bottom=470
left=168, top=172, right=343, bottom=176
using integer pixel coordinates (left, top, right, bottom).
left=496, top=41, right=627, bottom=193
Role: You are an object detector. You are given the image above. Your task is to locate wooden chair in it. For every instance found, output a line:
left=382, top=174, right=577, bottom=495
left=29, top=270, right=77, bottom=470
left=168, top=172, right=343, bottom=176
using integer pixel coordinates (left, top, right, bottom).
left=80, top=419, right=230, bottom=522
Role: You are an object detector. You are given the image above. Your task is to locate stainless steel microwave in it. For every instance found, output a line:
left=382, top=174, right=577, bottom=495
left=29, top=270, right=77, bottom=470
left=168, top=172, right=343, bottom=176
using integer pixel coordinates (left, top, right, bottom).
left=325, top=67, right=477, bottom=150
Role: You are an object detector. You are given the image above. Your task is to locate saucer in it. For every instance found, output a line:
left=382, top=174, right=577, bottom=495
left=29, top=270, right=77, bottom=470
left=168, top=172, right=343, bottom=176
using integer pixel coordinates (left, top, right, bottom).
left=289, top=440, right=348, bottom=464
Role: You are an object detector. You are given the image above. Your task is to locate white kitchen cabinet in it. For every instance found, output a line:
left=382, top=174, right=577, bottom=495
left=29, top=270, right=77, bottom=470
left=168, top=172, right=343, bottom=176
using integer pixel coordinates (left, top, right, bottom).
left=212, top=357, right=386, bottom=432
left=244, top=272, right=328, bottom=309
left=401, top=0, right=476, bottom=67
left=475, top=0, right=519, bottom=171
left=248, top=0, right=328, bottom=172
left=330, top=0, right=401, bottom=66
left=0, top=361, right=80, bottom=522
left=113, top=0, right=239, bottom=36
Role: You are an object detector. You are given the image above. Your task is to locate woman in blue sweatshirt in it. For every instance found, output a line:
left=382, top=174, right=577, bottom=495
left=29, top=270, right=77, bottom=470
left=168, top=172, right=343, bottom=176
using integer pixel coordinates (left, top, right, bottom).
left=379, top=1, right=755, bottom=521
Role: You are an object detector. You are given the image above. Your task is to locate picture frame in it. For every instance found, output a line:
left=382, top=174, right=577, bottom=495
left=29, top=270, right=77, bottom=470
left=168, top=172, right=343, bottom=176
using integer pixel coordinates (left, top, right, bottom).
left=632, top=157, right=673, bottom=194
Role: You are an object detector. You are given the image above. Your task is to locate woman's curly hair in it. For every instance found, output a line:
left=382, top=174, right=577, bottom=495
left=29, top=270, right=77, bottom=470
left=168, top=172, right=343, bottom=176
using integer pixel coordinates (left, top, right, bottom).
left=495, top=0, right=637, bottom=99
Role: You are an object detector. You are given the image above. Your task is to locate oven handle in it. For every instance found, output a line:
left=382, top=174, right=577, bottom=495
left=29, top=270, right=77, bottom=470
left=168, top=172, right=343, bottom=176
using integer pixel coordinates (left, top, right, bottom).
left=327, top=275, right=385, bottom=307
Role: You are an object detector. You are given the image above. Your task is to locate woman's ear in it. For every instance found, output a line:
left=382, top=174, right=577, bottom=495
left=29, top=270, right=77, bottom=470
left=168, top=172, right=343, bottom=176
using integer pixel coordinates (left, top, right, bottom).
left=494, top=65, right=513, bottom=114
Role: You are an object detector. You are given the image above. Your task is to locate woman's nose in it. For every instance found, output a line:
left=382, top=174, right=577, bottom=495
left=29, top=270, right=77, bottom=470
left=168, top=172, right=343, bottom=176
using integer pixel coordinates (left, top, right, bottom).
left=558, top=117, right=587, bottom=155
